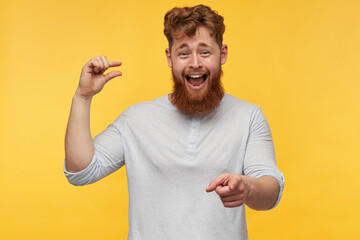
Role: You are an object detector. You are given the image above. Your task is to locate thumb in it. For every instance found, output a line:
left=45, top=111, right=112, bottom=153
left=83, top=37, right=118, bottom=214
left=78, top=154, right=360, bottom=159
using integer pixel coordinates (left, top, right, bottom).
left=104, top=71, right=122, bottom=83
left=228, top=175, right=241, bottom=191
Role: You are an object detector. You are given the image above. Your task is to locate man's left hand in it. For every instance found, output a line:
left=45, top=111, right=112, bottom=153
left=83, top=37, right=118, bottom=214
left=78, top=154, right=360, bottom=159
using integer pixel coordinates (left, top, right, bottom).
left=206, top=173, right=251, bottom=208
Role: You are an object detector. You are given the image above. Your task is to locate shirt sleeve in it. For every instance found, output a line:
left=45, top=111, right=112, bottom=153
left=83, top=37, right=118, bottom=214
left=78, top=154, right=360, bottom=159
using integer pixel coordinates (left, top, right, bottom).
left=243, top=106, right=285, bottom=209
left=64, top=115, right=126, bottom=186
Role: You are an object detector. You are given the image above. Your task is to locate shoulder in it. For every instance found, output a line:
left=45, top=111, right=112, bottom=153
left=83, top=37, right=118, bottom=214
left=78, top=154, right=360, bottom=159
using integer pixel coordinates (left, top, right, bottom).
left=216, top=94, right=271, bottom=133
left=125, top=94, right=172, bottom=115
left=220, top=94, right=261, bottom=115
left=203, top=94, right=263, bottom=126
left=113, top=94, right=174, bottom=124
left=222, top=95, right=270, bottom=128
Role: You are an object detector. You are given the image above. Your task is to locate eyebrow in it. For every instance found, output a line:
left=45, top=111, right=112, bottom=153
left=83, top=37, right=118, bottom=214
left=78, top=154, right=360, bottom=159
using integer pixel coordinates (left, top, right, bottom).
left=176, top=42, right=211, bottom=50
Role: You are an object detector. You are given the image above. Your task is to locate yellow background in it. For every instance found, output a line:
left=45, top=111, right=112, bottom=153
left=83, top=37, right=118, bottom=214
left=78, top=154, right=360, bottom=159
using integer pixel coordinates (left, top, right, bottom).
left=1, top=0, right=359, bottom=239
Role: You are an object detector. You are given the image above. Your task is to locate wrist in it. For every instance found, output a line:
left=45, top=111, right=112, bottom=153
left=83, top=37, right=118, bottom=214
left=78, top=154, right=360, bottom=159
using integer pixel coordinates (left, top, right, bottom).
left=243, top=176, right=255, bottom=202
left=74, top=89, right=93, bottom=103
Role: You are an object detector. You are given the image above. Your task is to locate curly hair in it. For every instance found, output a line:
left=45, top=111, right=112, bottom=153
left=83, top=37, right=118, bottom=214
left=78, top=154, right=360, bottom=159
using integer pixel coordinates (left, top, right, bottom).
left=164, top=5, right=225, bottom=49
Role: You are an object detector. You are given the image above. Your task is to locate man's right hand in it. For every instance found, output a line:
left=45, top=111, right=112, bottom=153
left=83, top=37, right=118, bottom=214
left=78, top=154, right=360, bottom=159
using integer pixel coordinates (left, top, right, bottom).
left=76, top=55, right=122, bottom=100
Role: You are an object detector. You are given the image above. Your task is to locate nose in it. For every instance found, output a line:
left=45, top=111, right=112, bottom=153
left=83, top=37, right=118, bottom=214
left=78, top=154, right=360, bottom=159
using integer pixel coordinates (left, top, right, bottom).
left=189, top=54, right=202, bottom=69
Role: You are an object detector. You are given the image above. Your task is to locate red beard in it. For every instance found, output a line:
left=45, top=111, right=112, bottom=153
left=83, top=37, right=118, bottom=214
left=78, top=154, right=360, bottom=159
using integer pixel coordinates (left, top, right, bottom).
left=170, top=67, right=224, bottom=116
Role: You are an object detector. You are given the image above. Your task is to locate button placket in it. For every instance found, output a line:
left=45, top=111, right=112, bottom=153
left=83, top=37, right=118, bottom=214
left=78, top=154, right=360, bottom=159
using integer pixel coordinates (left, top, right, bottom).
left=185, top=116, right=201, bottom=160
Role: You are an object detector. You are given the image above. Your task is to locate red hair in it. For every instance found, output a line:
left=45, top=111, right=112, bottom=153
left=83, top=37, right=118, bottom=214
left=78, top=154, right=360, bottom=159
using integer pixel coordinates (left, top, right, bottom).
left=164, top=5, right=225, bottom=49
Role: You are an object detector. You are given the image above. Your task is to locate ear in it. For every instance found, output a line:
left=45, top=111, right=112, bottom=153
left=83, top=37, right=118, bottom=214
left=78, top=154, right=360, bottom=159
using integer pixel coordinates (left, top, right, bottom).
left=165, top=48, right=172, bottom=68
left=220, top=44, right=228, bottom=65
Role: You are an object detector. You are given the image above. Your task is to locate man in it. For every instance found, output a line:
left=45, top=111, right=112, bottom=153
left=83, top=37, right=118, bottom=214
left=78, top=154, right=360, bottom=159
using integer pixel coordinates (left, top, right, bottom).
left=64, top=4, right=284, bottom=240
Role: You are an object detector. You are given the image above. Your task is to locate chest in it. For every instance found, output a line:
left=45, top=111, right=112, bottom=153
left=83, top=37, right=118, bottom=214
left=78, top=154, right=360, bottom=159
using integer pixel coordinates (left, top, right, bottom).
left=122, top=113, right=250, bottom=176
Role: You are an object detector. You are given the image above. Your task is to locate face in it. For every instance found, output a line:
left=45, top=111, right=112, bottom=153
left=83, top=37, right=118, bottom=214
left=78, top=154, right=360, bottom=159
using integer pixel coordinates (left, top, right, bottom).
left=166, top=26, right=228, bottom=116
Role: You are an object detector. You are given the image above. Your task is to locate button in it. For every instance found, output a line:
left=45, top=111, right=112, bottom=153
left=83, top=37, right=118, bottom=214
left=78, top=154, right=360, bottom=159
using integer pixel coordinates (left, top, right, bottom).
left=191, top=128, right=196, bottom=133
left=188, top=144, right=193, bottom=149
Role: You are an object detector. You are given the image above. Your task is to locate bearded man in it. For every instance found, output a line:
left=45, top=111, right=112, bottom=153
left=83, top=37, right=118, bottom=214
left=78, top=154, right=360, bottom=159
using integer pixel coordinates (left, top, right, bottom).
left=64, top=5, right=284, bottom=240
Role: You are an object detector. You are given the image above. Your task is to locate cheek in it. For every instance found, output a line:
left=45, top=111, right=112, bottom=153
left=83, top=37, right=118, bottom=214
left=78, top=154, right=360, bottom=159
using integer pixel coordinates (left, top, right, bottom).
left=173, top=63, right=187, bottom=76
left=174, top=67, right=184, bottom=78
left=209, top=58, right=221, bottom=68
left=207, top=62, right=221, bottom=74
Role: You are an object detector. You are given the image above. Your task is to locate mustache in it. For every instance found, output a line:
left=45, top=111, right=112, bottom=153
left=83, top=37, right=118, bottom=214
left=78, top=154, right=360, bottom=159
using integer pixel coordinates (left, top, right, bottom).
left=170, top=67, right=224, bottom=116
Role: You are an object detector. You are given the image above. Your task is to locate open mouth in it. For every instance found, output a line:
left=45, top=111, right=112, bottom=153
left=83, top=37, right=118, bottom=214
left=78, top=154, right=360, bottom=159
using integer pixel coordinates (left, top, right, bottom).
left=185, top=74, right=208, bottom=90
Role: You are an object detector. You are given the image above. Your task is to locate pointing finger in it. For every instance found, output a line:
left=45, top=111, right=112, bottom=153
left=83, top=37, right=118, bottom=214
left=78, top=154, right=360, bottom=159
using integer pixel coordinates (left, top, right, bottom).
left=206, top=174, right=229, bottom=192
left=206, top=177, right=223, bottom=192
left=109, top=61, right=122, bottom=67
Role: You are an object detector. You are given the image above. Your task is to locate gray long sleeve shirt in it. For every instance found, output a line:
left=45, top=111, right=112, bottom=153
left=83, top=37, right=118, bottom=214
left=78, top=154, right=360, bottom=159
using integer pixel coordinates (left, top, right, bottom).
left=64, top=94, right=285, bottom=240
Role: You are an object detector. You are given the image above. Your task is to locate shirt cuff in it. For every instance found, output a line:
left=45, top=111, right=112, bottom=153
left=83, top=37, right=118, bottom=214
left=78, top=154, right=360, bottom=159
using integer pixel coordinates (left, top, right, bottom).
left=63, top=154, right=97, bottom=186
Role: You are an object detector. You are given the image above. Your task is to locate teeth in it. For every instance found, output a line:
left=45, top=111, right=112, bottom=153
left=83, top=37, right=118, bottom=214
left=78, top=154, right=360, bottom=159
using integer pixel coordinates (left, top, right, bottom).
left=188, top=74, right=203, bottom=78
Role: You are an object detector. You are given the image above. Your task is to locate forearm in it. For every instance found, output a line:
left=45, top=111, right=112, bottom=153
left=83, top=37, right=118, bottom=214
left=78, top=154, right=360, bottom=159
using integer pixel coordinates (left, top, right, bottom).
left=64, top=91, right=94, bottom=173
left=245, top=176, right=280, bottom=210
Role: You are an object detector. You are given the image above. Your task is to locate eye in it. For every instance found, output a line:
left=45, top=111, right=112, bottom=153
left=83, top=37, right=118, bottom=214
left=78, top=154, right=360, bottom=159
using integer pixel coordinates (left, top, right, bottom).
left=201, top=51, right=210, bottom=56
left=179, top=52, right=189, bottom=57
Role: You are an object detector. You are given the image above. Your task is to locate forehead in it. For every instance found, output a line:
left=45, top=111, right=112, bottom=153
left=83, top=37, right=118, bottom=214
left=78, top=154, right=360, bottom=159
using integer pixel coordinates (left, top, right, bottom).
left=171, top=26, right=218, bottom=50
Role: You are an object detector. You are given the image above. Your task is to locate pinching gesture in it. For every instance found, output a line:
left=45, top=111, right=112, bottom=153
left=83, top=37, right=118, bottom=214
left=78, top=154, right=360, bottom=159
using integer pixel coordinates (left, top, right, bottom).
left=76, top=55, right=122, bottom=100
